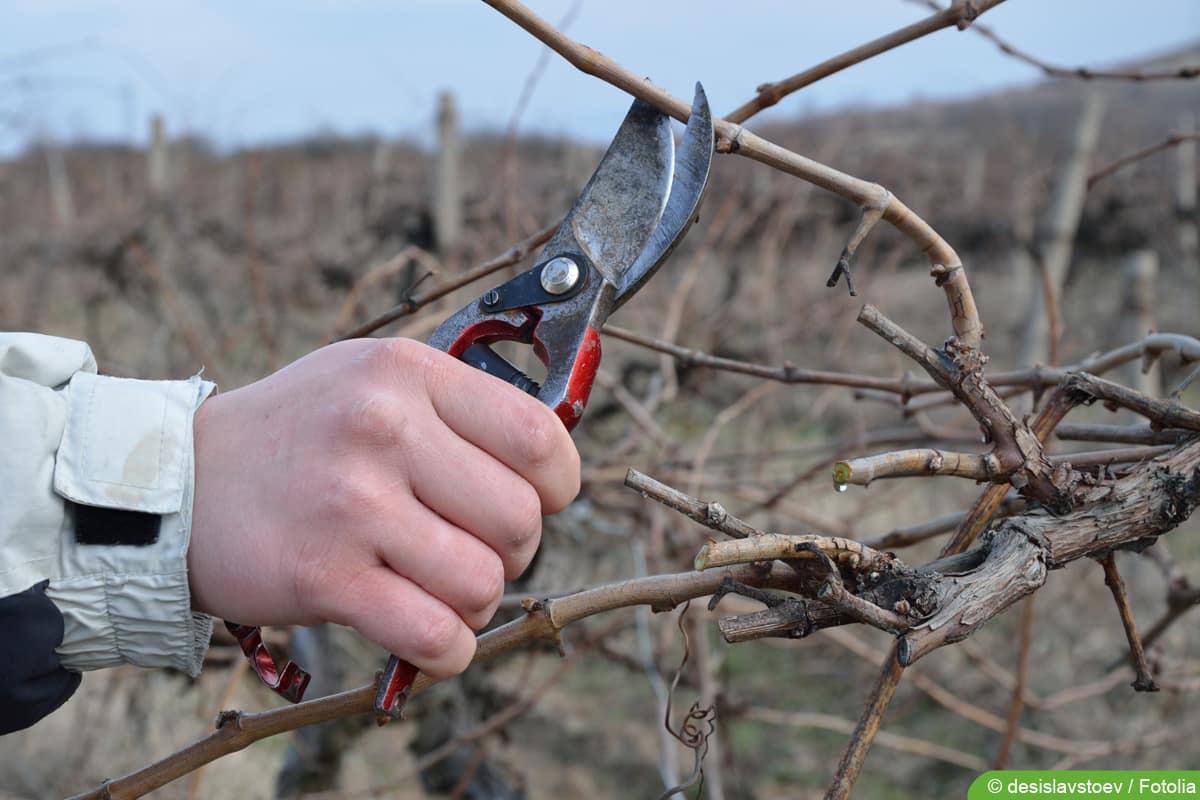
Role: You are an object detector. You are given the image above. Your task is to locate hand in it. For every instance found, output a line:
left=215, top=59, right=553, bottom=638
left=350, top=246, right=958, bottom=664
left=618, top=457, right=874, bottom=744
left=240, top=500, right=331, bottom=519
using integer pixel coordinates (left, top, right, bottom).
left=188, top=338, right=580, bottom=678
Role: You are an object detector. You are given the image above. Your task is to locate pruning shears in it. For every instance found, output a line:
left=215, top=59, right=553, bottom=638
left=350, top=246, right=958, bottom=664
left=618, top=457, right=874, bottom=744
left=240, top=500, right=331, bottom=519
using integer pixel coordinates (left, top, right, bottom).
left=228, top=85, right=715, bottom=719
left=374, top=84, right=713, bottom=720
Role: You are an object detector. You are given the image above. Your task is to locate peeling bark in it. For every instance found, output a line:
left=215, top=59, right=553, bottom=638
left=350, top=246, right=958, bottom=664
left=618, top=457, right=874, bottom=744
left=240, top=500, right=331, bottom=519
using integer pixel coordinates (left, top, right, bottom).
left=900, top=438, right=1200, bottom=664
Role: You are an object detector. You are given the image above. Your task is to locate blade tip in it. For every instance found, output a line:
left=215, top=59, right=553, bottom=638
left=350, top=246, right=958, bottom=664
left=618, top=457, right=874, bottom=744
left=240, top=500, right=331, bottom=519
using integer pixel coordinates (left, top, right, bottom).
left=690, top=83, right=711, bottom=122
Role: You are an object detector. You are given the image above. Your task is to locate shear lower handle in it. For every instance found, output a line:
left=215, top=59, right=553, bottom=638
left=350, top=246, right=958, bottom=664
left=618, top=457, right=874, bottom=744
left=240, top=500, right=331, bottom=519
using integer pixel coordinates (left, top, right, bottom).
left=461, top=343, right=541, bottom=397
left=225, top=621, right=311, bottom=703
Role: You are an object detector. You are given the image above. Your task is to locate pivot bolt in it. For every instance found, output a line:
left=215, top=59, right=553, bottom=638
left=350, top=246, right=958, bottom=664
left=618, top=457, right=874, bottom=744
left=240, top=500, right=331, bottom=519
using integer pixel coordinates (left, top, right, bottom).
left=481, top=290, right=501, bottom=308
left=540, top=257, right=580, bottom=295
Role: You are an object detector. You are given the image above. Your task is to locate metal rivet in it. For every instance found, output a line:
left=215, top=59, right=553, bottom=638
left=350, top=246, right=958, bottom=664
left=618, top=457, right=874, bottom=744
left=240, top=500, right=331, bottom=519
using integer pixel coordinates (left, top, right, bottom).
left=540, top=257, right=580, bottom=295
left=481, top=290, right=501, bottom=308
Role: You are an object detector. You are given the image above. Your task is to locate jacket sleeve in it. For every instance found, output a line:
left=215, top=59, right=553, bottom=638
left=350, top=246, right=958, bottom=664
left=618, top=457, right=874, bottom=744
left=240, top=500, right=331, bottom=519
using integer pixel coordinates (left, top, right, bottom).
left=0, top=332, right=216, bottom=733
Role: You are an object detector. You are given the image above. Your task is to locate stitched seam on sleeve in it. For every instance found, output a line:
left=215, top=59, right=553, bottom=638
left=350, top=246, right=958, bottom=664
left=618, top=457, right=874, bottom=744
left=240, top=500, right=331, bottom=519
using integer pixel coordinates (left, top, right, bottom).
left=102, top=577, right=124, bottom=664
left=0, top=555, right=58, bottom=578
left=47, top=569, right=182, bottom=586
left=78, top=375, right=97, bottom=484
left=154, top=381, right=169, bottom=491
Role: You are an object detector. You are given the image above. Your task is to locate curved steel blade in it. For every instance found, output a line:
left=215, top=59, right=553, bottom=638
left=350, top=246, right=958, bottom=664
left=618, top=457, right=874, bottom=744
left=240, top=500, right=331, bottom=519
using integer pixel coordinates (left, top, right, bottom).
left=540, top=99, right=675, bottom=286
left=613, top=83, right=714, bottom=310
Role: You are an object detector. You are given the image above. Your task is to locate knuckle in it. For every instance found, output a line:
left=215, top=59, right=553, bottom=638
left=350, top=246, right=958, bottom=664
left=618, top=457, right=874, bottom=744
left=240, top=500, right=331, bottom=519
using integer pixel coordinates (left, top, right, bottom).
left=552, top=444, right=582, bottom=512
left=422, top=640, right=475, bottom=679
left=415, top=344, right=458, bottom=402
left=365, top=337, right=421, bottom=373
left=342, top=391, right=390, bottom=439
left=412, top=609, right=469, bottom=666
left=363, top=338, right=443, bottom=398
left=341, top=392, right=412, bottom=450
left=461, top=552, right=506, bottom=627
left=502, top=487, right=543, bottom=577
left=318, top=471, right=380, bottom=523
left=509, top=402, right=563, bottom=473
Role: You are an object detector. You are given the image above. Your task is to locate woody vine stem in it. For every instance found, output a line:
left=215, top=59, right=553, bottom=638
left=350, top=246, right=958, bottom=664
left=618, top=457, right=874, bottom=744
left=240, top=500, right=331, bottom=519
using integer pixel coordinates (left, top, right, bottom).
left=70, top=1, right=1200, bottom=798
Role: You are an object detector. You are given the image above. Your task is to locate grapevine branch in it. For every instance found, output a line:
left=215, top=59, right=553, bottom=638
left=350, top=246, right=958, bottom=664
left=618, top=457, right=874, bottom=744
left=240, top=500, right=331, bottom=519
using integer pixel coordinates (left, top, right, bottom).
left=337, top=220, right=557, bottom=341
left=608, top=325, right=1200, bottom=405
left=71, top=428, right=1200, bottom=799
left=1088, top=132, right=1200, bottom=188
left=481, top=0, right=988, bottom=348
left=916, top=0, right=1200, bottom=82
left=59, top=2, right=1200, bottom=797
left=68, top=563, right=803, bottom=800
left=724, top=0, right=1003, bottom=124
left=1098, top=554, right=1160, bottom=692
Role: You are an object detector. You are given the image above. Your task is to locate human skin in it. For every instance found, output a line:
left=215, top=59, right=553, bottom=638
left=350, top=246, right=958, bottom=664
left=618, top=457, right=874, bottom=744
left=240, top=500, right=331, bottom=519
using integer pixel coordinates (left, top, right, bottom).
left=188, top=338, right=581, bottom=678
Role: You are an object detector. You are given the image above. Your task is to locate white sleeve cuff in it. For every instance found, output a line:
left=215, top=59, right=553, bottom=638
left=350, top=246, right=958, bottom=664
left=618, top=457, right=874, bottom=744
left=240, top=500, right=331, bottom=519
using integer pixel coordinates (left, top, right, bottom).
left=45, top=372, right=216, bottom=676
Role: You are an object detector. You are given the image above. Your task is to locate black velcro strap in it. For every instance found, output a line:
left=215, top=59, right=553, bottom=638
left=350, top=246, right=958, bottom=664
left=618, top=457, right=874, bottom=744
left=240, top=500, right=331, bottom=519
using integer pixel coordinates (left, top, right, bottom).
left=69, top=501, right=161, bottom=546
left=0, top=580, right=82, bottom=734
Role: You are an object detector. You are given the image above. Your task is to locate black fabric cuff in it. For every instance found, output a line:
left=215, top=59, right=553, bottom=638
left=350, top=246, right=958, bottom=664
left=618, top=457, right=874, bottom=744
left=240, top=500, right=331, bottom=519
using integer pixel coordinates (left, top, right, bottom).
left=0, top=580, right=82, bottom=735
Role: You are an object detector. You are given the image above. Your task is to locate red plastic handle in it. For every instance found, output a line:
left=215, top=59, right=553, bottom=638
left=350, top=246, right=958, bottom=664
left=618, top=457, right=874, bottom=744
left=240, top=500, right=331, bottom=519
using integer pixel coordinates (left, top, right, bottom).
left=550, top=325, right=600, bottom=430
left=224, top=621, right=311, bottom=703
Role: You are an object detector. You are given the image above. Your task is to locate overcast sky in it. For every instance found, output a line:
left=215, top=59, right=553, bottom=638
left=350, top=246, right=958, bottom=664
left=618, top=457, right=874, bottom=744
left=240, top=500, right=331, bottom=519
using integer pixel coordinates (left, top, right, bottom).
left=2, top=0, right=1197, bottom=154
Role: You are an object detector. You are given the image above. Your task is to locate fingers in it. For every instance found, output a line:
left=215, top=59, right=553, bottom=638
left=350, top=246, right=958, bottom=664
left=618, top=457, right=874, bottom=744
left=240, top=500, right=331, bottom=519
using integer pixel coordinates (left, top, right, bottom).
left=422, top=349, right=581, bottom=513
left=335, top=566, right=477, bottom=679
left=402, top=426, right=543, bottom=580
left=373, top=499, right=506, bottom=630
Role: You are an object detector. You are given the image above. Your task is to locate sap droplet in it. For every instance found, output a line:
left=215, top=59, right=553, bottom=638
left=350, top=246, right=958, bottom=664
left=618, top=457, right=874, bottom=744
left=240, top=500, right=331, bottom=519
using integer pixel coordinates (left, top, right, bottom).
left=835, top=482, right=848, bottom=493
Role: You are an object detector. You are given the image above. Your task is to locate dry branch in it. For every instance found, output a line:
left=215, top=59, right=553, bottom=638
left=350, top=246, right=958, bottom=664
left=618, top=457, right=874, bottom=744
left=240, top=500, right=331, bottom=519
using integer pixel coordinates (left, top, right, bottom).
left=337, top=220, right=557, bottom=340
left=1057, top=424, right=1190, bottom=446
left=625, top=468, right=758, bottom=539
left=833, top=380, right=1081, bottom=796
left=825, top=628, right=1189, bottom=758
left=1088, top=132, right=1200, bottom=189
left=992, top=595, right=1035, bottom=769
left=482, top=0, right=984, bottom=348
left=862, top=496, right=1026, bottom=550
left=605, top=324, right=918, bottom=395
left=743, top=707, right=987, bottom=772
left=329, top=245, right=440, bottom=339
left=72, top=436, right=1200, bottom=799
left=724, top=0, right=1005, bottom=124
left=1135, top=559, right=1200, bottom=655
left=918, top=0, right=1200, bottom=82
left=1064, top=373, right=1200, bottom=432
left=900, top=438, right=1200, bottom=664
left=857, top=304, right=1070, bottom=511
left=834, top=448, right=997, bottom=485
left=837, top=445, right=1175, bottom=486
left=68, top=563, right=801, bottom=800
left=1098, top=554, right=1159, bottom=692
left=826, top=649, right=904, bottom=800
left=51, top=3, right=1200, bottom=797
left=826, top=193, right=888, bottom=296
left=128, top=239, right=224, bottom=386
left=612, top=326, right=1200, bottom=408
left=1018, top=93, right=1105, bottom=367
left=694, top=534, right=890, bottom=574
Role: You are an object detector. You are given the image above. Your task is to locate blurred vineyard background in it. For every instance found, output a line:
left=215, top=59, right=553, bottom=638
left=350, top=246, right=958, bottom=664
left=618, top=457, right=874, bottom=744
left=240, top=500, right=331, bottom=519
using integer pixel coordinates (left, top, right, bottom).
left=1, top=25, right=1199, bottom=800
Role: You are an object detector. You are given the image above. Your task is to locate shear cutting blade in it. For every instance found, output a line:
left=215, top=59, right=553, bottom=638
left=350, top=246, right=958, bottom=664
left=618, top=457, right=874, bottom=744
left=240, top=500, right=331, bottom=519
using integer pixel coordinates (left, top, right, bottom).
left=538, top=84, right=714, bottom=313
left=614, top=83, right=714, bottom=309
left=540, top=98, right=675, bottom=287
